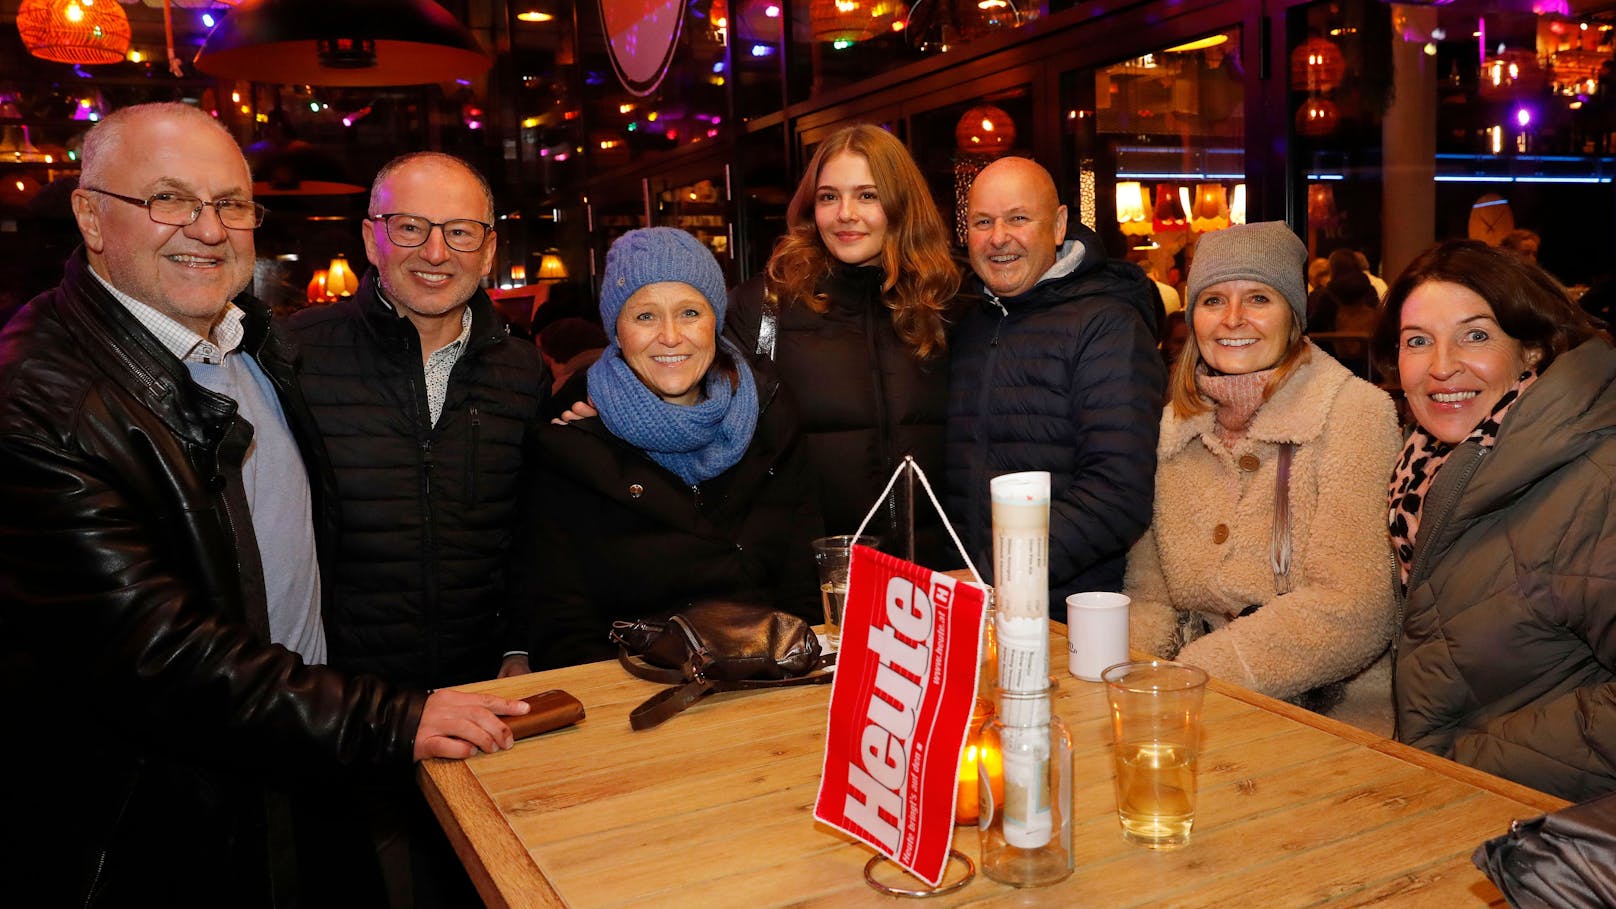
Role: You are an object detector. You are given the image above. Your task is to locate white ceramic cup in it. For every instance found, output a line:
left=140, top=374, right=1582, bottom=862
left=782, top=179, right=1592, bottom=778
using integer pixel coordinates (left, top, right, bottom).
left=1067, top=592, right=1131, bottom=681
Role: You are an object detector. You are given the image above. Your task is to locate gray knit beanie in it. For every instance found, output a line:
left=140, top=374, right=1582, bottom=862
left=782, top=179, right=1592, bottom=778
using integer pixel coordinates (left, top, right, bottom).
left=1186, top=221, right=1309, bottom=329
left=599, top=227, right=728, bottom=343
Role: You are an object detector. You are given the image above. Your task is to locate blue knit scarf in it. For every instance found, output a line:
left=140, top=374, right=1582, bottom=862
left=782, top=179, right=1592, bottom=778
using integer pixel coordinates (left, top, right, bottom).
left=587, top=336, right=760, bottom=485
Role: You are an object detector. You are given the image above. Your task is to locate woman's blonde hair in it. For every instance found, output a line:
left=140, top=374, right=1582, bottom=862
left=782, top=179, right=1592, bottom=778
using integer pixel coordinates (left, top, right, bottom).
left=1169, top=298, right=1311, bottom=419
left=765, top=124, right=959, bottom=359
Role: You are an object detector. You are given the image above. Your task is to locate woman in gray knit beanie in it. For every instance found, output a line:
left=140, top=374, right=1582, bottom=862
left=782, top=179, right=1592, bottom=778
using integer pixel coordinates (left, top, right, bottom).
left=1125, top=220, right=1405, bottom=735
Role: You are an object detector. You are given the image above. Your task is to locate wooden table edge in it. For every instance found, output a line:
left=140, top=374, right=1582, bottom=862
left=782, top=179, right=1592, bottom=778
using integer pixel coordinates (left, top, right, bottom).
left=1202, top=675, right=1570, bottom=814
left=419, top=757, right=564, bottom=909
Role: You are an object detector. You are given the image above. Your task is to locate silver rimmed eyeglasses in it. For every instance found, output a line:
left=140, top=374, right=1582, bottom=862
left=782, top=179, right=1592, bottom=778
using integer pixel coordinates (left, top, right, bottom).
left=82, top=187, right=267, bottom=230
left=368, top=213, right=493, bottom=253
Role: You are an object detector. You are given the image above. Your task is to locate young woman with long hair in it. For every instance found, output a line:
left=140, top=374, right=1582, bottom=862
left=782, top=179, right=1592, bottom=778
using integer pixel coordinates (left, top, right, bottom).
left=727, top=123, right=960, bottom=565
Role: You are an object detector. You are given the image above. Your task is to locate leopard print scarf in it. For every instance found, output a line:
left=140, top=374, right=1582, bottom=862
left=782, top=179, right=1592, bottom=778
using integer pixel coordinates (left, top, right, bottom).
left=1387, top=369, right=1539, bottom=588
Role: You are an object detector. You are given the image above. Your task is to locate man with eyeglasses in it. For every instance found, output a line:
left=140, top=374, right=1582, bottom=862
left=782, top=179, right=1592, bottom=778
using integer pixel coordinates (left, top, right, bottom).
left=0, top=104, right=530, bottom=907
left=285, top=152, right=548, bottom=907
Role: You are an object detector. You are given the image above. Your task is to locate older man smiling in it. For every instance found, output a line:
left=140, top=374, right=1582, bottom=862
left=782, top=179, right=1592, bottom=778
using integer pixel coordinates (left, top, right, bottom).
left=944, top=157, right=1166, bottom=621
left=0, top=102, right=527, bottom=908
left=285, top=152, right=548, bottom=907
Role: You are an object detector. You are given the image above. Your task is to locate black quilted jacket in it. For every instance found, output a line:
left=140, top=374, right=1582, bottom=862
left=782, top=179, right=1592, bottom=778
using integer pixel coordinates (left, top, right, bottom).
left=285, top=271, right=548, bottom=689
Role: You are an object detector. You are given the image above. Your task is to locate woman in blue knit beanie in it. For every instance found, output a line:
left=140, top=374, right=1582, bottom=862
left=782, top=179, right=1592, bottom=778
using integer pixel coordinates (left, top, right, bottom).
left=520, top=227, right=823, bottom=669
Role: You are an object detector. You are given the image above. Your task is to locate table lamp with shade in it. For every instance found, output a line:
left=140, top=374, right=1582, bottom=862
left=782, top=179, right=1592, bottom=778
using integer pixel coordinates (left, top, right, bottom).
left=306, top=254, right=360, bottom=304
left=536, top=249, right=569, bottom=282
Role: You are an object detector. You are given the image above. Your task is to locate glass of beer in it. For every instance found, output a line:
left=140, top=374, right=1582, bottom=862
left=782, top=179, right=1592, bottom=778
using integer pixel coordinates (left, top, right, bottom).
left=811, top=535, right=879, bottom=651
left=1102, top=660, right=1209, bottom=849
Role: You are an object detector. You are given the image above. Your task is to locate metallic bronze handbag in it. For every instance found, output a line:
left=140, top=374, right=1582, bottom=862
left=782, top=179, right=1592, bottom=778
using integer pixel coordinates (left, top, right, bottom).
left=610, top=601, right=834, bottom=730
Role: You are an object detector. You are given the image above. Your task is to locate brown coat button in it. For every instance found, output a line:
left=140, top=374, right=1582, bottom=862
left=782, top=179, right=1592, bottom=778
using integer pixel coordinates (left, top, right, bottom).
left=1212, top=524, right=1230, bottom=544
left=1238, top=454, right=1260, bottom=472
left=629, top=484, right=644, bottom=498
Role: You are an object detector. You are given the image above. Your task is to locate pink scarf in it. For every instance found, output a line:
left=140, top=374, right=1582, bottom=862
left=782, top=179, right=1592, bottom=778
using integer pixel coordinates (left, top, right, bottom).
left=1196, top=367, right=1276, bottom=445
left=1387, top=369, right=1539, bottom=587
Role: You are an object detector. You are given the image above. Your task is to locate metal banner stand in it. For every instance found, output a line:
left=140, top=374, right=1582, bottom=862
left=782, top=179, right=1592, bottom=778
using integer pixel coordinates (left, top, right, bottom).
left=852, top=456, right=986, bottom=896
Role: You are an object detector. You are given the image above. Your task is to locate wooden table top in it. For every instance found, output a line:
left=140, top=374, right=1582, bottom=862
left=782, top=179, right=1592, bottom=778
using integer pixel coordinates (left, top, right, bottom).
left=419, top=627, right=1567, bottom=909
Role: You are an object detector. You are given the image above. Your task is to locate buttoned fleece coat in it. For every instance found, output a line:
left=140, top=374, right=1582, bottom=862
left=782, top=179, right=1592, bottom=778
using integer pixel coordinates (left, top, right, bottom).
left=520, top=357, right=823, bottom=669
left=0, top=249, right=425, bottom=907
left=726, top=263, right=952, bottom=566
left=945, top=222, right=1165, bottom=620
left=1397, top=337, right=1616, bottom=801
left=284, top=270, right=549, bottom=690
left=1127, top=347, right=1402, bottom=734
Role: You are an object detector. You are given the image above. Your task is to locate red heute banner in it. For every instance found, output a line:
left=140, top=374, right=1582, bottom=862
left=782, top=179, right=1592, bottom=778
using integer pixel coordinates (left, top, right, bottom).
left=813, top=545, right=987, bottom=887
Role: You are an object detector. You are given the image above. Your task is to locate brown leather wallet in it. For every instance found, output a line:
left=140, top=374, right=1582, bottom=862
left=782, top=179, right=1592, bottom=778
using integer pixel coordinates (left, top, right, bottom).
left=503, top=689, right=586, bottom=740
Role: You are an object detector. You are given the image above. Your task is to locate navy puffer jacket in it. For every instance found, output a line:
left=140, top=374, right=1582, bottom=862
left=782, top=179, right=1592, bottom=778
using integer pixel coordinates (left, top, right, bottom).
left=945, top=223, right=1165, bottom=620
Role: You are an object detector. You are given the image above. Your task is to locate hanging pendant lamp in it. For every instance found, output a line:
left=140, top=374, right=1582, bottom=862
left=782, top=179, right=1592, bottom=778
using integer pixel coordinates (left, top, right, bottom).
left=195, top=0, right=491, bottom=86
left=17, top=0, right=132, bottom=65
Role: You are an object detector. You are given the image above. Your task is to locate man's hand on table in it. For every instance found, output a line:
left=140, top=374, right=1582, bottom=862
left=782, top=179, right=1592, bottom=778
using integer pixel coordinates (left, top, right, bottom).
left=415, top=690, right=531, bottom=761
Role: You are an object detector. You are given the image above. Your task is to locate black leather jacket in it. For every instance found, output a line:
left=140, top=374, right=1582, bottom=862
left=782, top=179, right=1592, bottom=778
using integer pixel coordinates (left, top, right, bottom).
left=0, top=249, right=426, bottom=908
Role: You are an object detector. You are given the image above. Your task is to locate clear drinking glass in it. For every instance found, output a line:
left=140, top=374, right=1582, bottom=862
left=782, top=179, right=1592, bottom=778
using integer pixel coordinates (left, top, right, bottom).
left=1102, top=660, right=1209, bottom=849
left=810, top=534, right=878, bottom=650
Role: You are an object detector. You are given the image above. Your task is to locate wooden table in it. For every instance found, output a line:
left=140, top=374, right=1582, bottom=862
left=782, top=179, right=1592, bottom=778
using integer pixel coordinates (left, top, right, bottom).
left=420, top=628, right=1567, bottom=908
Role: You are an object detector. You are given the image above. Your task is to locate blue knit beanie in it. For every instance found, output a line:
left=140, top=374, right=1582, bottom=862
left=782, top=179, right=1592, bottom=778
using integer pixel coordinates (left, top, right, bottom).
left=1187, top=221, right=1310, bottom=330
left=599, top=227, right=728, bottom=343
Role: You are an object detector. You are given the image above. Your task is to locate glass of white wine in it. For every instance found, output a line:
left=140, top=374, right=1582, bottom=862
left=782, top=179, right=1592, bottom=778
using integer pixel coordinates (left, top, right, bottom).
left=1102, top=660, right=1209, bottom=849
left=810, top=534, right=879, bottom=651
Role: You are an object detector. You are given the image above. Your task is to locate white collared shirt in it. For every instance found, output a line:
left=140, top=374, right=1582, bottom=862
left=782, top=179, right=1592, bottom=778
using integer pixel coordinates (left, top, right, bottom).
left=88, top=267, right=245, bottom=364
left=377, top=290, right=474, bottom=426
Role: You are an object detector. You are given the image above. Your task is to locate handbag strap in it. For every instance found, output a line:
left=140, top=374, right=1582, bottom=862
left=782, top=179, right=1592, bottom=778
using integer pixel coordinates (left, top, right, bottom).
left=1271, top=442, right=1296, bottom=594
left=626, top=654, right=838, bottom=730
left=617, top=648, right=693, bottom=685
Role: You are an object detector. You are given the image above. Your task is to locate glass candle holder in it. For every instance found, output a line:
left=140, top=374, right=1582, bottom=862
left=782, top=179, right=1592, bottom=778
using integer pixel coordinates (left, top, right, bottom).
left=955, top=696, right=997, bottom=825
left=977, top=688, right=1073, bottom=887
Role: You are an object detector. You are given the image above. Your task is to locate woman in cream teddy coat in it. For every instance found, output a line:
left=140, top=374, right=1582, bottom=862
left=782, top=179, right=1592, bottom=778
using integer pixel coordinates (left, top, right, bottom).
left=1126, top=222, right=1402, bottom=734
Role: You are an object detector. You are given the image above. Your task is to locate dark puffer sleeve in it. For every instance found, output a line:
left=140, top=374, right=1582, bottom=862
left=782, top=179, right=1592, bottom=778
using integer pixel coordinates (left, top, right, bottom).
left=1046, top=298, right=1165, bottom=588
left=1448, top=456, right=1616, bottom=801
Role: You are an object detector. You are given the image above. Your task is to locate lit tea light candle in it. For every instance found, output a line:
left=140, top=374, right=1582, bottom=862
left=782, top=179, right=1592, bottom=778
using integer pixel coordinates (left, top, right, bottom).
left=956, top=697, right=998, bottom=825
left=957, top=741, right=980, bottom=825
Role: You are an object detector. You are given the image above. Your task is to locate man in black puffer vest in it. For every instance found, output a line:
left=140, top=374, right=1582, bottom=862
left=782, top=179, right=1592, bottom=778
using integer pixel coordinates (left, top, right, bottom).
left=946, top=157, right=1165, bottom=623
left=284, top=152, right=548, bottom=907
left=287, top=152, right=547, bottom=690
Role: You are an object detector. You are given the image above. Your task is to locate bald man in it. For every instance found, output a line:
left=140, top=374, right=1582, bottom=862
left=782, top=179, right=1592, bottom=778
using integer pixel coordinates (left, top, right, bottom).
left=0, top=102, right=527, bottom=907
left=945, top=157, right=1166, bottom=620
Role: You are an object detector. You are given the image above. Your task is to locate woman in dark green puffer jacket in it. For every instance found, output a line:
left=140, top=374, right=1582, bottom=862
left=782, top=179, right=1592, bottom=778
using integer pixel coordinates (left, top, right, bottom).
left=1376, top=240, right=1616, bottom=801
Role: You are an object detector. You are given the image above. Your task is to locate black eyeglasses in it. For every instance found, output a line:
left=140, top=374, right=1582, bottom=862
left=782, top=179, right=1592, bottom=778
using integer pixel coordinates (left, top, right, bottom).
left=82, top=187, right=267, bottom=230
left=368, top=213, right=493, bottom=253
